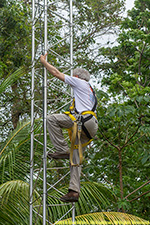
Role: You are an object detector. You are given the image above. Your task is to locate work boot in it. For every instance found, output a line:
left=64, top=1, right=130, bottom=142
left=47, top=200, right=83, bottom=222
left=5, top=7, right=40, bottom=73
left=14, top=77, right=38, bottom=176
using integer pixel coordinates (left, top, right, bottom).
left=47, top=151, right=69, bottom=159
left=60, top=190, right=79, bottom=202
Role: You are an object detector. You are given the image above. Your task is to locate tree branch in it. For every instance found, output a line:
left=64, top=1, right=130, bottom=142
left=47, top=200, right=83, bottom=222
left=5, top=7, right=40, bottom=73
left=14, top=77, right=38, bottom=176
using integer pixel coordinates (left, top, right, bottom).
left=120, top=125, right=141, bottom=150
left=118, top=81, right=139, bottom=108
left=98, top=128, right=120, bottom=151
left=125, top=134, right=145, bottom=147
left=128, top=190, right=150, bottom=202
left=125, top=180, right=150, bottom=199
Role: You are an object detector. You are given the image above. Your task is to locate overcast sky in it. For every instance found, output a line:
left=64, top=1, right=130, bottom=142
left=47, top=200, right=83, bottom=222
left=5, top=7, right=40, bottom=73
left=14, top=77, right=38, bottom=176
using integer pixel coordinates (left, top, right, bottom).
left=126, top=0, right=135, bottom=11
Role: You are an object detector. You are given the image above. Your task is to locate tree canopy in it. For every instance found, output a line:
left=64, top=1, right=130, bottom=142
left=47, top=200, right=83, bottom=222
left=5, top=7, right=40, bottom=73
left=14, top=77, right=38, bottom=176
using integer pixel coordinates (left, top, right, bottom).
left=91, top=0, right=150, bottom=218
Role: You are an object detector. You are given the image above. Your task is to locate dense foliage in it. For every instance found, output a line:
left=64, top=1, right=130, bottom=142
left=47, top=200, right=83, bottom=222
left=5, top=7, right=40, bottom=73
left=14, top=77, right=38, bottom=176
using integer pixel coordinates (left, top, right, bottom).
left=85, top=0, right=150, bottom=219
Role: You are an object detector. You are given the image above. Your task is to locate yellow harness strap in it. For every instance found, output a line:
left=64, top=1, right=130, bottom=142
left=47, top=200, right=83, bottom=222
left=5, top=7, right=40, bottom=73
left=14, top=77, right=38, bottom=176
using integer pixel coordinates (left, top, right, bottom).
left=82, top=110, right=97, bottom=119
left=74, top=139, right=93, bottom=149
left=64, top=111, right=94, bottom=166
left=70, top=120, right=83, bottom=166
left=64, top=111, right=76, bottom=121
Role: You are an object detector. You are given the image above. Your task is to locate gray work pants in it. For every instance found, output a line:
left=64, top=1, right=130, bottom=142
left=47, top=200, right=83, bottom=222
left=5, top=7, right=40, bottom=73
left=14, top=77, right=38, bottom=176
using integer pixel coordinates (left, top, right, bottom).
left=47, top=113, right=98, bottom=193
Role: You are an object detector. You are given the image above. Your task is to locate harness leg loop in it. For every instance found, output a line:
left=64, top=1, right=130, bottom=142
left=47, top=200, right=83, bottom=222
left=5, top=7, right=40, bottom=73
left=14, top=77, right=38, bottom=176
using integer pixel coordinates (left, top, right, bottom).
left=70, top=116, right=83, bottom=167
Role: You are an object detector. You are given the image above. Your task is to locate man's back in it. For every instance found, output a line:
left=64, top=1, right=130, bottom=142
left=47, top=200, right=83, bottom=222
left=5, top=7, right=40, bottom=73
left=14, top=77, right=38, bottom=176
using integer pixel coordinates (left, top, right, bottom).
left=64, top=75, right=95, bottom=113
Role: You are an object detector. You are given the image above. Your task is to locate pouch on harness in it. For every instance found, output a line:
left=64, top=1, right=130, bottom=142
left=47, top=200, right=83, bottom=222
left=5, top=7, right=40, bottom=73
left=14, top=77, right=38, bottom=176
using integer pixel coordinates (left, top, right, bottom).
left=64, top=84, right=97, bottom=166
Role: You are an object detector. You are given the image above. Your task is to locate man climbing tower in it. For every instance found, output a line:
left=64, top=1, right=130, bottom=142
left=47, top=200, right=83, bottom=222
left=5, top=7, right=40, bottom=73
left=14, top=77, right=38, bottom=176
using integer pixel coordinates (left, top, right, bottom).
left=40, top=53, right=98, bottom=202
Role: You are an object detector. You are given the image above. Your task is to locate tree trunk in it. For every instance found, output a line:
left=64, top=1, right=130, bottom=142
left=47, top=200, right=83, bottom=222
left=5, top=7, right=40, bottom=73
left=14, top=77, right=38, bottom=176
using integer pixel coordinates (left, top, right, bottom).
left=118, top=148, right=125, bottom=212
left=118, top=149, right=123, bottom=199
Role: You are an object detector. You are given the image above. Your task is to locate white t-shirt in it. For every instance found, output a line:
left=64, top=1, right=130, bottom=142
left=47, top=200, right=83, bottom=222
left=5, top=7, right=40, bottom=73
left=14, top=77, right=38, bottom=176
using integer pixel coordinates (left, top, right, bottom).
left=64, top=75, right=95, bottom=113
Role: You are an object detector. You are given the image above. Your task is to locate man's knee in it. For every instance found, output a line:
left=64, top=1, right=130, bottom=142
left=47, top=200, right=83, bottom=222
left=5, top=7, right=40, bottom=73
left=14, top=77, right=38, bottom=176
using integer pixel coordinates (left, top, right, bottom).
left=46, top=114, right=55, bottom=125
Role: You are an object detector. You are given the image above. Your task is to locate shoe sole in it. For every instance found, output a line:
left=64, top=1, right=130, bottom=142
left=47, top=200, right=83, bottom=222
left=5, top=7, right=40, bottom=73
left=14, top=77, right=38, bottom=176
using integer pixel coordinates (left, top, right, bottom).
left=60, top=197, right=79, bottom=202
left=48, top=153, right=69, bottom=159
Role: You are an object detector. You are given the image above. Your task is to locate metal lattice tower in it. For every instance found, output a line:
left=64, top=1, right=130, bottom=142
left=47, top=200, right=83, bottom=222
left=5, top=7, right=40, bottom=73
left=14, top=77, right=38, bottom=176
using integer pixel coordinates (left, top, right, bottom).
left=30, top=0, right=74, bottom=224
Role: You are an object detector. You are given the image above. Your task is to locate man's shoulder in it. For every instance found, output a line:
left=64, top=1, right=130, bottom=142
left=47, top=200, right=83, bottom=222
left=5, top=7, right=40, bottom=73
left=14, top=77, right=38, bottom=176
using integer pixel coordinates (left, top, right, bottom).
left=65, top=75, right=84, bottom=85
left=65, top=75, right=87, bottom=83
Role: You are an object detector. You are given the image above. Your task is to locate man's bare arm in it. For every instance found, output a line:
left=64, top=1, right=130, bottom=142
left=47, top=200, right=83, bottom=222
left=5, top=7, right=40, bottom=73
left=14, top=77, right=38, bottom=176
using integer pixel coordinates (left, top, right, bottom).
left=40, top=53, right=65, bottom=81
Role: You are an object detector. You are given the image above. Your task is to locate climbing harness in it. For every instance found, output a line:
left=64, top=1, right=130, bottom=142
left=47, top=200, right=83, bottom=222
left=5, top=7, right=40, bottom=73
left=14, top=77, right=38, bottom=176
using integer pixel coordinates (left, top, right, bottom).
left=64, top=84, right=97, bottom=166
left=69, top=114, right=83, bottom=166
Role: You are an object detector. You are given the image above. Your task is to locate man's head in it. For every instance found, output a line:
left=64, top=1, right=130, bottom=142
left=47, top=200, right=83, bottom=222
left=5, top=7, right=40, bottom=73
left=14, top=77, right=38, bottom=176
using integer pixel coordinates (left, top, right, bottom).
left=73, top=68, right=90, bottom=81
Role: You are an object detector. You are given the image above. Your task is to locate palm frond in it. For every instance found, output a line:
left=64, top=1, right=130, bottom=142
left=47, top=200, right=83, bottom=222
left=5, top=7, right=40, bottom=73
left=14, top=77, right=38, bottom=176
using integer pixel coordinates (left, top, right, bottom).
left=0, top=179, right=116, bottom=224
left=0, top=180, right=42, bottom=225
left=1, top=180, right=149, bottom=225
left=1, top=118, right=42, bottom=156
left=56, top=212, right=150, bottom=225
left=46, top=181, right=116, bottom=223
left=0, top=67, right=26, bottom=94
left=0, top=120, right=31, bottom=156
left=0, top=119, right=42, bottom=182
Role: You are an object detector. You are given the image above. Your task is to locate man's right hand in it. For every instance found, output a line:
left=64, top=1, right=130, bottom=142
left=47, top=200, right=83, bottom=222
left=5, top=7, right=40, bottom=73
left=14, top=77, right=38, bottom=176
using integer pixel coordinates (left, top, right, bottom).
left=40, top=53, right=65, bottom=82
left=40, top=53, right=48, bottom=64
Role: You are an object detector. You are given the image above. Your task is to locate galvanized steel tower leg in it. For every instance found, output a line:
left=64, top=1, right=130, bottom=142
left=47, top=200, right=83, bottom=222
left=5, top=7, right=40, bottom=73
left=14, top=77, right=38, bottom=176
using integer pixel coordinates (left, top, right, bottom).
left=30, top=0, right=75, bottom=224
left=43, top=0, right=47, bottom=224
left=72, top=203, right=75, bottom=225
left=30, top=0, right=35, bottom=223
left=69, top=0, right=76, bottom=223
left=70, top=0, right=73, bottom=78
